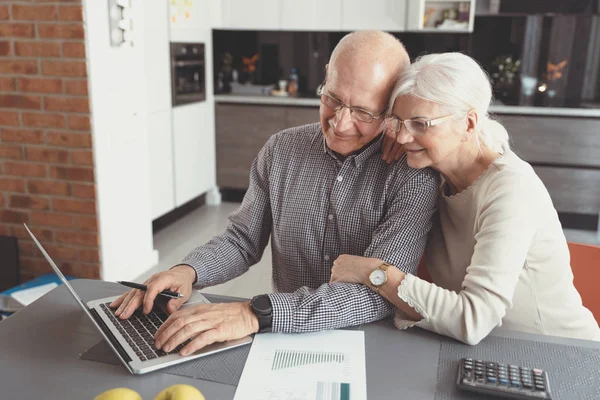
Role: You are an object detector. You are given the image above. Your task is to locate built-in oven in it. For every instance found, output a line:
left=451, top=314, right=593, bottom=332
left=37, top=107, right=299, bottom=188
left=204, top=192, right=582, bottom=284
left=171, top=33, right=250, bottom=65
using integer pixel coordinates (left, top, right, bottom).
left=170, top=42, right=205, bottom=106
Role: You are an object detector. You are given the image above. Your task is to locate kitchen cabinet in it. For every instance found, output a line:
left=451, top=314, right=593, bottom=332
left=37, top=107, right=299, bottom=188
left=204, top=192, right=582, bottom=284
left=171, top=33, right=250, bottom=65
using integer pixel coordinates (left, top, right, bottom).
left=222, top=0, right=281, bottom=30
left=280, top=0, right=341, bottom=31
left=406, top=0, right=475, bottom=32
left=148, top=110, right=175, bottom=220
left=341, top=0, right=407, bottom=31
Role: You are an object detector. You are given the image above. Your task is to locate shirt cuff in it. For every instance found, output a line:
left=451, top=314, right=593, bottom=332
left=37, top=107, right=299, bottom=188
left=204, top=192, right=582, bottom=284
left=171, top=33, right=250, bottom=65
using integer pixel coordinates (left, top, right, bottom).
left=394, top=274, right=429, bottom=330
left=267, top=292, right=300, bottom=333
left=179, top=256, right=206, bottom=287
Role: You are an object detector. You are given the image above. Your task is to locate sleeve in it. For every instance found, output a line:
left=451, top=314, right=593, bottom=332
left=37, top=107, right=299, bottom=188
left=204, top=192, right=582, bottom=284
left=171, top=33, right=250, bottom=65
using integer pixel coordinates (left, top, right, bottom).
left=394, top=172, right=539, bottom=345
left=268, top=167, right=440, bottom=333
left=180, top=134, right=276, bottom=288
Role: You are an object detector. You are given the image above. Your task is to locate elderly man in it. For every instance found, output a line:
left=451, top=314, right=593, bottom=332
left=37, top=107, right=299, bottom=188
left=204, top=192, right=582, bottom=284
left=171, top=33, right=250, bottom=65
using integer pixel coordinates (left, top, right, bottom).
left=111, top=30, right=438, bottom=356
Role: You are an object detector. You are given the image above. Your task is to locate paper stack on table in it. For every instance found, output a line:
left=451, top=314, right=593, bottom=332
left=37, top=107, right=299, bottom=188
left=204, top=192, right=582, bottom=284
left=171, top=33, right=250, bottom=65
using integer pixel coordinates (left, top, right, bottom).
left=10, top=282, right=58, bottom=307
left=234, top=330, right=367, bottom=400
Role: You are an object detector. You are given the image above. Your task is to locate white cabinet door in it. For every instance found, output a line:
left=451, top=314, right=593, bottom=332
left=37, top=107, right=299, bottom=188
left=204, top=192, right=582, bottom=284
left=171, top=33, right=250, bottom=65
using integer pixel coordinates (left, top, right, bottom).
left=143, top=0, right=171, bottom=114
left=280, top=0, right=341, bottom=31
left=342, top=0, right=407, bottom=31
left=172, top=102, right=216, bottom=207
left=148, top=110, right=175, bottom=220
left=222, top=0, right=280, bottom=30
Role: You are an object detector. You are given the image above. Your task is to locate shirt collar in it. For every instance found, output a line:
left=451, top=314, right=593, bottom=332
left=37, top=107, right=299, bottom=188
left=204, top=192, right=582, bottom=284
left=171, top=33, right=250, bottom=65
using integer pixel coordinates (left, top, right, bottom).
left=321, top=131, right=384, bottom=167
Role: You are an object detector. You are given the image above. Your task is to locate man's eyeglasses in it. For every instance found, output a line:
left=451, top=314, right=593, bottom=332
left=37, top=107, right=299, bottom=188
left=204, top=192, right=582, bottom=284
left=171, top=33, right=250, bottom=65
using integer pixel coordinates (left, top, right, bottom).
left=317, top=84, right=385, bottom=124
left=384, top=114, right=458, bottom=136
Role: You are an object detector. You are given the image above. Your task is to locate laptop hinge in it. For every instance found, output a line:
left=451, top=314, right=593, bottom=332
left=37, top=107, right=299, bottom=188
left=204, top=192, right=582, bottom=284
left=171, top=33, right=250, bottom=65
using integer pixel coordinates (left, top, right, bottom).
left=89, top=308, right=132, bottom=363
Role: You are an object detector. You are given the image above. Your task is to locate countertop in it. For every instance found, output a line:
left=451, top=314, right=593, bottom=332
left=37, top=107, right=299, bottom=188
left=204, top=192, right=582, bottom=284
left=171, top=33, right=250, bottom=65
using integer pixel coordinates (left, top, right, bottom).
left=214, top=94, right=600, bottom=118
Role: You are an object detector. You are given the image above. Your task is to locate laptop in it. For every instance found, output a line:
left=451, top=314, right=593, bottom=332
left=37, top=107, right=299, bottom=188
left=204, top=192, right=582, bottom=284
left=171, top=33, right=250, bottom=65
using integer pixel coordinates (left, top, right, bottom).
left=24, top=224, right=253, bottom=374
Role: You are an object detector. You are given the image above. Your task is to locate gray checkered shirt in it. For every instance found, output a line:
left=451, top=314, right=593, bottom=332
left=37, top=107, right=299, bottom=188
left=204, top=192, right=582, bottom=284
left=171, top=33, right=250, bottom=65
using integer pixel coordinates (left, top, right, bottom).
left=182, top=122, right=439, bottom=333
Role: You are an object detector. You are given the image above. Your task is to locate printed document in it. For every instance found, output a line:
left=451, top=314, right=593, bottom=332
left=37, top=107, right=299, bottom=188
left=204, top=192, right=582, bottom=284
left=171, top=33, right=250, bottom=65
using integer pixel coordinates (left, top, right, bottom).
left=234, top=330, right=367, bottom=400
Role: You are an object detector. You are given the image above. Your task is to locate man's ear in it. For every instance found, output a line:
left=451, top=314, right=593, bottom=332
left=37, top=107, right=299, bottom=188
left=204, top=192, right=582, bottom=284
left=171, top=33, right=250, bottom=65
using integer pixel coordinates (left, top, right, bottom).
left=324, top=64, right=329, bottom=79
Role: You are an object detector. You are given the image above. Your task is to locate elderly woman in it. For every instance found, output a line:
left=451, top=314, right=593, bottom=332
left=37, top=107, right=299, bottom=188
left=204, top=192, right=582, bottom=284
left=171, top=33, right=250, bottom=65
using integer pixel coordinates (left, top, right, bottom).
left=330, top=52, right=600, bottom=345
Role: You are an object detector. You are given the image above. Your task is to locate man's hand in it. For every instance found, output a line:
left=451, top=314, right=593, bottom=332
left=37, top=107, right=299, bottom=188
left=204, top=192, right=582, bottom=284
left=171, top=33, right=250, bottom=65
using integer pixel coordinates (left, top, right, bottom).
left=381, top=128, right=404, bottom=164
left=109, top=265, right=196, bottom=318
left=330, top=255, right=383, bottom=285
left=154, top=302, right=259, bottom=356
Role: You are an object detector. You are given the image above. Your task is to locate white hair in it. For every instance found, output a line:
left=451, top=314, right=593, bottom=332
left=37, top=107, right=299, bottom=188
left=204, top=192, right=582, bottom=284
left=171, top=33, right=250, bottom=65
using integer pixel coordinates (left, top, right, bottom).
left=390, top=52, right=509, bottom=153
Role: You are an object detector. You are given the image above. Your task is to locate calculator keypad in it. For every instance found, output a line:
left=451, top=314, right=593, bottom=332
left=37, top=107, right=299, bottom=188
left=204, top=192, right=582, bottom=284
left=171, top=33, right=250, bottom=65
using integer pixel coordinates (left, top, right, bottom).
left=457, top=358, right=552, bottom=399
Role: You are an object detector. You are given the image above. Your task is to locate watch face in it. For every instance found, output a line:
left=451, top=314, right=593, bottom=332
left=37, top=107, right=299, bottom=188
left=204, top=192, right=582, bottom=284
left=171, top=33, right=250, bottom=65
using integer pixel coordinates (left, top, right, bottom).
left=251, top=295, right=272, bottom=314
left=369, top=269, right=387, bottom=286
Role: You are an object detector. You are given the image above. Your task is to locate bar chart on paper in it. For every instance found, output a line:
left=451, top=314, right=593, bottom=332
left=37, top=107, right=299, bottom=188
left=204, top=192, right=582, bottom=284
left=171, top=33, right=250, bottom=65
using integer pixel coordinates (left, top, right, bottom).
left=234, top=330, right=366, bottom=400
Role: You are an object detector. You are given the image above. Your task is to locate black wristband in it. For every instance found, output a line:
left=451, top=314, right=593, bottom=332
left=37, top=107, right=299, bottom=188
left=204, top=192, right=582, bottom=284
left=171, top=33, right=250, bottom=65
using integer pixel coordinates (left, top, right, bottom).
left=250, top=294, right=273, bottom=333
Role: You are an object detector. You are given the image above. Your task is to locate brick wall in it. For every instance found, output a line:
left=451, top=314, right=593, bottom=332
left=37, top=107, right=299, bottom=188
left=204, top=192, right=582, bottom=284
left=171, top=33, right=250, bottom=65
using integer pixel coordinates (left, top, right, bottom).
left=0, top=1, right=100, bottom=281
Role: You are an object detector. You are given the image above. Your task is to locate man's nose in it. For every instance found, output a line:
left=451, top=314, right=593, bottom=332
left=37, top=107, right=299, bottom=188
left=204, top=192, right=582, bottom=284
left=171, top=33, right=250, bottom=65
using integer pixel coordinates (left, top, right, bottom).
left=334, top=106, right=354, bottom=131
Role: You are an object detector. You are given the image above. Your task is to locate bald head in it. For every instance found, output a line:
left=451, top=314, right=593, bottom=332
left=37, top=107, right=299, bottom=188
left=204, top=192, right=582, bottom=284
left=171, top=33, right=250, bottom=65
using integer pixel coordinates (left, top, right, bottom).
left=328, top=30, right=410, bottom=87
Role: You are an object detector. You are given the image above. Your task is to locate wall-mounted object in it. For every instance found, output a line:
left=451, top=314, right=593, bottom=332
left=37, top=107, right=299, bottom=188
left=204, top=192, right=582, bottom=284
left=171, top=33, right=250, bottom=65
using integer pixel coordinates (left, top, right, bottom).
left=171, top=42, right=206, bottom=106
left=407, top=0, right=476, bottom=32
left=108, top=0, right=134, bottom=47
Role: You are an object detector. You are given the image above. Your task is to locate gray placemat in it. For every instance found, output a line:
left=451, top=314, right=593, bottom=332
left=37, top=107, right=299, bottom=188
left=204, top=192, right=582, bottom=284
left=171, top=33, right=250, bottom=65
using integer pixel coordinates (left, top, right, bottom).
left=435, top=335, right=600, bottom=400
left=79, top=338, right=250, bottom=385
left=79, top=293, right=251, bottom=385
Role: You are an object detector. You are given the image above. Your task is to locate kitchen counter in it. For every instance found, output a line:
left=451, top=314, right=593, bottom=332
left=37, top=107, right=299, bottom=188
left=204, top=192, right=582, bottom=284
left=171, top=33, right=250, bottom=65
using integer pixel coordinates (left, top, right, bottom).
left=214, top=94, right=600, bottom=118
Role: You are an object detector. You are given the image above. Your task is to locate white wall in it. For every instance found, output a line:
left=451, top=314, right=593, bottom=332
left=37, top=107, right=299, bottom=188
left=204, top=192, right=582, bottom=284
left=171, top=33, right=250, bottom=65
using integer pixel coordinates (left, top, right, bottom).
left=83, top=0, right=158, bottom=281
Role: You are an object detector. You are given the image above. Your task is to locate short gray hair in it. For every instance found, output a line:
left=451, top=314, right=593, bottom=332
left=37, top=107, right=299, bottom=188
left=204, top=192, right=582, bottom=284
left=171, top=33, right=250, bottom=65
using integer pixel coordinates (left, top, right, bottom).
left=390, top=52, right=509, bottom=153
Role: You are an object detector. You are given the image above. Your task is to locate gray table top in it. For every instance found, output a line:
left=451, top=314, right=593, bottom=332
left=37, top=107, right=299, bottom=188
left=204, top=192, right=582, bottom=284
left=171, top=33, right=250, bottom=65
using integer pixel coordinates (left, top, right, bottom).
left=0, top=279, right=598, bottom=400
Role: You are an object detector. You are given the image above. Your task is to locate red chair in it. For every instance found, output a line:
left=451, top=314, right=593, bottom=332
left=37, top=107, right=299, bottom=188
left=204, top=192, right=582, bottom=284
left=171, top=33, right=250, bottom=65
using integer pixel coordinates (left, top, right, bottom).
left=568, top=242, right=600, bottom=324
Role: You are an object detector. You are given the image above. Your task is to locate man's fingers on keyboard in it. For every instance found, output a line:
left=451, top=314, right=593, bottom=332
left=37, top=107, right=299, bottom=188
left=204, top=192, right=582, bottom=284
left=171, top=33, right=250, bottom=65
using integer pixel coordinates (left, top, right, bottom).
left=109, top=292, right=127, bottom=308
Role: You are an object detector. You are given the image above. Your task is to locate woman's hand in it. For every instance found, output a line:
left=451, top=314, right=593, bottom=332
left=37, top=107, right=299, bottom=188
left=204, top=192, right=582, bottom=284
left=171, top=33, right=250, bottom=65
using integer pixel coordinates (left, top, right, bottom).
left=330, top=255, right=384, bottom=284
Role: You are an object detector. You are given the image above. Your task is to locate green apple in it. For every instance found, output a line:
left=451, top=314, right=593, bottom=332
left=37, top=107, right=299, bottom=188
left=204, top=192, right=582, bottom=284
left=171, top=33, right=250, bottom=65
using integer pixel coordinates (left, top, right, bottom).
left=154, top=384, right=205, bottom=400
left=94, top=387, right=142, bottom=400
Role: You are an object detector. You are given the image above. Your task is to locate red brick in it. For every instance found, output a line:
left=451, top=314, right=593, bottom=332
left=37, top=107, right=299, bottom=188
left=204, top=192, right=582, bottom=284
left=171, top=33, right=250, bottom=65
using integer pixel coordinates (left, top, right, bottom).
left=78, top=248, right=99, bottom=263
left=0, top=111, right=20, bottom=126
left=60, top=262, right=100, bottom=279
left=12, top=225, right=54, bottom=242
left=4, top=161, right=46, bottom=177
left=42, top=60, right=86, bottom=77
left=0, top=210, right=29, bottom=224
left=26, top=146, right=69, bottom=163
left=59, top=5, right=82, bottom=21
left=0, top=178, right=26, bottom=192
left=19, top=270, right=36, bottom=282
left=62, top=41, right=84, bottom=58
left=45, top=244, right=78, bottom=261
left=70, top=182, right=95, bottom=198
left=44, top=96, right=89, bottom=113
left=50, top=165, right=93, bottom=182
left=0, top=59, right=37, bottom=74
left=0, top=193, right=4, bottom=207
left=20, top=257, right=52, bottom=274
left=9, top=194, right=50, bottom=210
left=12, top=4, right=57, bottom=21
left=0, top=41, right=10, bottom=55
left=0, top=23, right=34, bottom=38
left=0, top=144, right=23, bottom=159
left=67, top=115, right=90, bottom=130
left=56, top=230, right=97, bottom=247
left=75, top=215, right=97, bottom=231
left=53, top=198, right=95, bottom=214
left=31, top=211, right=74, bottom=228
left=28, top=179, right=68, bottom=196
left=18, top=240, right=36, bottom=258
left=22, top=112, right=66, bottom=128
left=38, top=23, right=83, bottom=39
left=0, top=5, right=8, bottom=20
left=65, top=79, right=87, bottom=95
left=70, top=150, right=93, bottom=165
left=15, top=41, right=60, bottom=57
left=0, top=77, right=15, bottom=91
left=18, top=78, right=63, bottom=93
left=1, top=128, right=44, bottom=144
left=0, top=94, right=41, bottom=110
left=47, top=131, right=91, bottom=148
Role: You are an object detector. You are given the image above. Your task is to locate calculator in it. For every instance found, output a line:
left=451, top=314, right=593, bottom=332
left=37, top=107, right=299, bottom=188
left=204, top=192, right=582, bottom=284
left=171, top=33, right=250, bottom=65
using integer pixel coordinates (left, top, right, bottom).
left=456, top=358, right=552, bottom=399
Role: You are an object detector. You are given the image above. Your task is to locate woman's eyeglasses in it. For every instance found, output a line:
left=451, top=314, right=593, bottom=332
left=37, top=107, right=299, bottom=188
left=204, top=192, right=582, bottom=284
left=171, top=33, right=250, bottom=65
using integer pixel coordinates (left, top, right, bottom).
left=317, top=84, right=385, bottom=124
left=384, top=114, right=458, bottom=136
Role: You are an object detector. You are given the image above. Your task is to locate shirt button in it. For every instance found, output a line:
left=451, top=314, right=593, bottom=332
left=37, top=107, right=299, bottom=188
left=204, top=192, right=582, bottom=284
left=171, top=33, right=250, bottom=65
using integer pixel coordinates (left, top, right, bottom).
left=328, top=214, right=334, bottom=220
left=336, top=176, right=343, bottom=182
left=324, top=255, right=330, bottom=261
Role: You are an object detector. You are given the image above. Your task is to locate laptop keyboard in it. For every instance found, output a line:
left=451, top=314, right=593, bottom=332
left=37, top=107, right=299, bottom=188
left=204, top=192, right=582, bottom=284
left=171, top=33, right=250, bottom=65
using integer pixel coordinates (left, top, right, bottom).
left=99, top=302, right=191, bottom=362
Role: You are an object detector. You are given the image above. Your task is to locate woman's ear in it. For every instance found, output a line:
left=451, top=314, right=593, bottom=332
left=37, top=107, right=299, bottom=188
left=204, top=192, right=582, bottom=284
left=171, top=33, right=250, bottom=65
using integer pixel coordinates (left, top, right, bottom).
left=461, top=110, right=478, bottom=142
